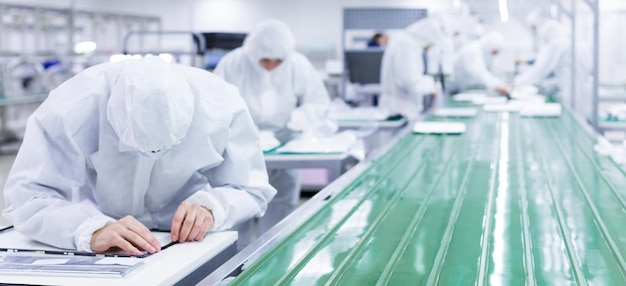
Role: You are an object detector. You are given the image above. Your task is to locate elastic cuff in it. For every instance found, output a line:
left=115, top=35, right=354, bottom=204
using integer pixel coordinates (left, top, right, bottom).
left=74, top=216, right=116, bottom=252
left=185, top=191, right=227, bottom=231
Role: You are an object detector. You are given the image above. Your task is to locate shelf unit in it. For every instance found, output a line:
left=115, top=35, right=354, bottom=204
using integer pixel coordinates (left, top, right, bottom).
left=0, top=3, right=161, bottom=56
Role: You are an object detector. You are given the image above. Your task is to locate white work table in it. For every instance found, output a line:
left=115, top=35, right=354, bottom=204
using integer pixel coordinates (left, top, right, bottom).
left=264, top=151, right=358, bottom=181
left=336, top=117, right=407, bottom=130
left=0, top=231, right=237, bottom=286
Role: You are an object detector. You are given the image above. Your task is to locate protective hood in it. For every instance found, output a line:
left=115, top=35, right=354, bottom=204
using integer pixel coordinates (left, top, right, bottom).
left=526, top=8, right=550, bottom=30
left=430, top=12, right=451, bottom=36
left=537, top=20, right=568, bottom=45
left=244, top=19, right=296, bottom=63
left=107, top=57, right=194, bottom=156
left=479, top=32, right=504, bottom=54
left=405, top=18, right=445, bottom=47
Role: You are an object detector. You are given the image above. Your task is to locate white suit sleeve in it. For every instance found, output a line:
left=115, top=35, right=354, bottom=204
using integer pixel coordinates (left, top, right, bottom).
left=439, top=38, right=455, bottom=76
left=186, top=106, right=277, bottom=231
left=426, top=39, right=454, bottom=76
left=393, top=43, right=435, bottom=98
left=3, top=112, right=116, bottom=251
left=285, top=54, right=334, bottom=133
left=212, top=55, right=229, bottom=79
left=292, top=53, right=331, bottom=106
left=470, top=52, right=505, bottom=89
left=514, top=41, right=564, bottom=86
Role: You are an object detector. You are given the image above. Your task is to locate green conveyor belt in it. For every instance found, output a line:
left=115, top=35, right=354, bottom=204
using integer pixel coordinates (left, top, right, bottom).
left=230, top=104, right=626, bottom=285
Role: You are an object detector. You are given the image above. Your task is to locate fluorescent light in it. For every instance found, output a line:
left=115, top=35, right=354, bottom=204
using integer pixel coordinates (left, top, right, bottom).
left=109, top=54, right=128, bottom=62
left=158, top=53, right=173, bottom=63
left=499, top=0, right=509, bottom=23
left=73, top=41, right=97, bottom=54
left=109, top=53, right=173, bottom=63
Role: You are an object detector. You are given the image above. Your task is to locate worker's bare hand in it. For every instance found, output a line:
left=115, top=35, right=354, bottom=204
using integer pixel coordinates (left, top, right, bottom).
left=90, top=215, right=161, bottom=256
left=171, top=201, right=214, bottom=243
left=495, top=86, right=510, bottom=97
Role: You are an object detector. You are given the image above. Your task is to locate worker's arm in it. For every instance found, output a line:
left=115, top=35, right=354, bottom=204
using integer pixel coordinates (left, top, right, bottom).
left=184, top=98, right=277, bottom=232
left=2, top=110, right=116, bottom=252
left=475, top=55, right=506, bottom=90
left=514, top=40, right=566, bottom=87
left=292, top=52, right=331, bottom=106
left=393, top=41, right=435, bottom=99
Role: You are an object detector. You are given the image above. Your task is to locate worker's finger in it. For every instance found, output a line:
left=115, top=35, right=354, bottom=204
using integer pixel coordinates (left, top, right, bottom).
left=119, top=216, right=160, bottom=251
left=118, top=227, right=157, bottom=254
left=195, top=211, right=213, bottom=241
left=188, top=214, right=205, bottom=241
left=178, top=206, right=198, bottom=242
left=113, top=233, right=144, bottom=256
left=171, top=201, right=192, bottom=241
left=92, top=226, right=142, bottom=255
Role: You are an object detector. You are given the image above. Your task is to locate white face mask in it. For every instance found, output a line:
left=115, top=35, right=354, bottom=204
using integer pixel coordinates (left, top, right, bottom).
left=136, top=140, right=180, bottom=160
left=138, top=149, right=169, bottom=160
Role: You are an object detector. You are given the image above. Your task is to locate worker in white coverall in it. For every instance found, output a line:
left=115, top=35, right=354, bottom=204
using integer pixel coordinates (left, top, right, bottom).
left=2, top=57, right=276, bottom=255
left=426, top=12, right=455, bottom=102
left=525, top=7, right=551, bottom=53
left=514, top=20, right=592, bottom=117
left=213, top=19, right=331, bottom=248
left=514, top=8, right=550, bottom=68
left=452, top=31, right=509, bottom=96
left=379, top=17, right=445, bottom=120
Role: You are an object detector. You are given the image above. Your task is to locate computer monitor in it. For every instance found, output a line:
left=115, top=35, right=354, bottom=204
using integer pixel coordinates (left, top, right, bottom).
left=201, top=32, right=247, bottom=50
left=344, top=49, right=384, bottom=84
left=200, top=33, right=247, bottom=70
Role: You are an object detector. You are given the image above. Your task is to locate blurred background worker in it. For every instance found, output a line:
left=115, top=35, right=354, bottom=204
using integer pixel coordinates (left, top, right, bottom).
left=427, top=12, right=458, bottom=101
left=451, top=31, right=510, bottom=96
left=3, top=57, right=276, bottom=255
left=367, top=32, right=389, bottom=48
left=379, top=17, right=445, bottom=120
left=514, top=20, right=592, bottom=117
left=448, top=16, right=485, bottom=53
left=213, top=19, right=331, bottom=248
left=525, top=7, right=551, bottom=54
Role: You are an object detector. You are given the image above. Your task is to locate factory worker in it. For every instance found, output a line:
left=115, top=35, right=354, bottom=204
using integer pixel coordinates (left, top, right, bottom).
left=367, top=32, right=389, bottom=48
left=2, top=57, right=276, bottom=255
left=425, top=12, right=455, bottom=100
left=526, top=8, right=551, bottom=52
left=452, top=32, right=509, bottom=95
left=213, top=19, right=331, bottom=248
left=514, top=20, right=592, bottom=116
left=449, top=16, right=484, bottom=52
left=515, top=8, right=551, bottom=67
left=427, top=13, right=454, bottom=76
left=380, top=17, right=445, bottom=119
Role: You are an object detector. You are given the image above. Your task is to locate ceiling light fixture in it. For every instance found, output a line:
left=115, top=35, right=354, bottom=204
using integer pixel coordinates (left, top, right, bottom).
left=498, top=0, right=509, bottom=23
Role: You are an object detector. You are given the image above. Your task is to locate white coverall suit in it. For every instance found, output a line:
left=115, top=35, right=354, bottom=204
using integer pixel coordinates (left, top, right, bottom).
left=3, top=57, right=276, bottom=251
left=514, top=20, right=592, bottom=117
left=452, top=32, right=506, bottom=92
left=380, top=18, right=445, bottom=120
left=213, top=19, right=331, bottom=248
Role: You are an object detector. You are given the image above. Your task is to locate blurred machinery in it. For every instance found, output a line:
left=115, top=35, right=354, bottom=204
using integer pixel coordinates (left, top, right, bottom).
left=0, top=3, right=161, bottom=150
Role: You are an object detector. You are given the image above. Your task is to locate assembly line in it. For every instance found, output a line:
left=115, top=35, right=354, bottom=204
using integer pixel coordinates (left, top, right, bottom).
left=0, top=0, right=625, bottom=285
